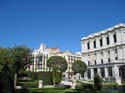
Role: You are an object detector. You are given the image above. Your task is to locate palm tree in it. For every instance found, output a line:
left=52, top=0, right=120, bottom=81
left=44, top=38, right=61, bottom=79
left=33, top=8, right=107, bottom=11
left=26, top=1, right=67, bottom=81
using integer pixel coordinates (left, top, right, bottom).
left=47, top=56, right=68, bottom=85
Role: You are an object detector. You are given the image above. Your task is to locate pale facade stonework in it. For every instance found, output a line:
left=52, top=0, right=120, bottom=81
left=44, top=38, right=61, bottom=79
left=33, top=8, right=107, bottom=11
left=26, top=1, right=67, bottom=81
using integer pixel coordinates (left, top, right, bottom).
left=29, top=43, right=81, bottom=79
left=81, top=23, right=125, bottom=84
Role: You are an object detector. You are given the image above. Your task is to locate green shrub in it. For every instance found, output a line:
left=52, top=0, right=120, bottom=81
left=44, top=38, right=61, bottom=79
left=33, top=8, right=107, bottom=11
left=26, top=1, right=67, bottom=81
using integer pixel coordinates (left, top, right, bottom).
left=75, top=82, right=93, bottom=91
left=38, top=71, right=53, bottom=85
left=75, top=84, right=83, bottom=91
left=16, top=88, right=76, bottom=93
left=30, top=71, right=62, bottom=85
left=17, top=81, right=38, bottom=88
left=31, top=72, right=38, bottom=80
left=52, top=70, right=62, bottom=85
left=94, top=73, right=102, bottom=90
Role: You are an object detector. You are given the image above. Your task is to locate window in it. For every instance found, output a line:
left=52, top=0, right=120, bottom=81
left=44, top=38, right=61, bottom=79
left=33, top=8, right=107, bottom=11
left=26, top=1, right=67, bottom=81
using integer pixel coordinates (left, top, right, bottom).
left=115, top=49, right=118, bottom=60
left=101, top=67, right=105, bottom=77
left=101, top=52, right=103, bottom=56
left=87, top=42, right=90, bottom=49
left=87, top=69, right=91, bottom=79
left=115, top=49, right=117, bottom=54
left=94, top=60, right=96, bottom=65
left=115, top=57, right=118, bottom=60
left=113, top=33, right=117, bottom=43
left=100, top=38, right=103, bottom=46
left=88, top=61, right=90, bottom=65
left=106, top=36, right=110, bottom=45
left=101, top=59, right=103, bottom=64
left=94, top=68, right=97, bottom=76
left=108, top=58, right=110, bottom=63
left=93, top=40, right=96, bottom=48
left=108, top=67, right=112, bottom=76
left=107, top=51, right=110, bottom=55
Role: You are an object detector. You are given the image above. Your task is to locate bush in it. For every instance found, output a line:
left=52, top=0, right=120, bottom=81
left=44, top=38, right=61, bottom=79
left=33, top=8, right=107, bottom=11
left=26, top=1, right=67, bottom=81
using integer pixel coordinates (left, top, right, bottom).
left=75, top=82, right=94, bottom=91
left=16, top=88, right=76, bottom=93
left=55, top=84, right=71, bottom=89
left=31, top=72, right=38, bottom=80
left=38, top=71, right=53, bottom=85
left=94, top=73, right=102, bottom=90
left=52, top=70, right=62, bottom=85
left=17, top=81, right=38, bottom=88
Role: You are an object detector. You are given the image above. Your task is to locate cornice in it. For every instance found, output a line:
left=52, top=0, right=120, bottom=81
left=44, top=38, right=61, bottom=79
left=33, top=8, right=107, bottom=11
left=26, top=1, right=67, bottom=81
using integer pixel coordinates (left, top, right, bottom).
left=81, top=23, right=125, bottom=41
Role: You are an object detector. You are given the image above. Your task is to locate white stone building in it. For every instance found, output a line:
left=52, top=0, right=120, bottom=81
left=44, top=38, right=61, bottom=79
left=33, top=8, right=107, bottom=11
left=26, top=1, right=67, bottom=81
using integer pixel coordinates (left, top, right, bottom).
left=29, top=43, right=81, bottom=79
left=81, top=23, right=125, bottom=84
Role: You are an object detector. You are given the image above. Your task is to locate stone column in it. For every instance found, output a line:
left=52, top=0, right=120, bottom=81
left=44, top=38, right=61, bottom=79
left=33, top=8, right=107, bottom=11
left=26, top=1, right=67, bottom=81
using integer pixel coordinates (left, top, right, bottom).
left=113, top=65, right=121, bottom=85
left=109, top=33, right=114, bottom=45
left=90, top=39, right=93, bottom=50
left=98, top=68, right=101, bottom=77
left=84, top=71, right=88, bottom=80
left=102, top=35, right=106, bottom=47
left=110, top=49, right=115, bottom=61
left=105, top=67, right=108, bottom=78
left=91, top=68, right=94, bottom=80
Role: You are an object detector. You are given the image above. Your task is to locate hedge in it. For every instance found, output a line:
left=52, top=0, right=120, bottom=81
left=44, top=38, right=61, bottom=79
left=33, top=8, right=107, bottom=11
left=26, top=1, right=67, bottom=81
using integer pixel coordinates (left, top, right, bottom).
left=75, top=82, right=94, bottom=91
left=16, top=88, right=77, bottom=93
left=17, top=81, right=38, bottom=88
left=38, top=71, right=53, bottom=85
left=31, top=72, right=38, bottom=80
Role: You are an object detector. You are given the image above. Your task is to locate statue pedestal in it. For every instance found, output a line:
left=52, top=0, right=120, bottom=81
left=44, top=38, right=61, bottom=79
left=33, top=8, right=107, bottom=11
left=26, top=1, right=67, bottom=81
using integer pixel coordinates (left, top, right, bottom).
left=38, top=80, right=43, bottom=88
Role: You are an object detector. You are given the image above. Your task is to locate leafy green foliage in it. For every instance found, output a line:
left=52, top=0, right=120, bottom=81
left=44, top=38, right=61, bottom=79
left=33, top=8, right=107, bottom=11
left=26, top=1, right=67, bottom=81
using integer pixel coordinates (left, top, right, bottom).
left=0, top=47, right=12, bottom=71
left=31, top=72, right=38, bottom=80
left=75, top=82, right=94, bottom=91
left=47, top=56, right=68, bottom=84
left=0, top=46, right=32, bottom=71
left=38, top=71, right=53, bottom=85
left=18, top=81, right=38, bottom=88
left=11, top=46, right=32, bottom=70
left=72, top=60, right=87, bottom=77
left=0, top=62, right=14, bottom=93
left=52, top=69, right=62, bottom=84
left=0, top=45, right=32, bottom=92
left=16, top=88, right=76, bottom=93
left=94, top=73, right=102, bottom=90
left=47, top=56, right=68, bottom=72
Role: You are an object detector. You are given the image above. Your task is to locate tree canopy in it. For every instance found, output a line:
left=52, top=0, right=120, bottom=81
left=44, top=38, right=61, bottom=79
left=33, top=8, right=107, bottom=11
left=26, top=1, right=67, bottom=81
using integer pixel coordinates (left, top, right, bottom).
left=47, top=56, right=68, bottom=72
left=47, top=56, right=68, bottom=84
left=72, top=60, right=87, bottom=77
left=0, top=46, right=32, bottom=71
left=0, top=45, right=33, bottom=92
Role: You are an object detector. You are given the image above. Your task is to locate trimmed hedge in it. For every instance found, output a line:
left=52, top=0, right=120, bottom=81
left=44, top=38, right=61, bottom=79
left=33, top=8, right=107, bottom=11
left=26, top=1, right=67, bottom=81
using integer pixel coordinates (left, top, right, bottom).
left=75, top=82, right=94, bottom=91
left=103, top=84, right=125, bottom=92
left=17, top=81, right=38, bottom=88
left=31, top=72, right=38, bottom=80
left=16, top=88, right=77, bottom=93
left=38, top=71, right=53, bottom=85
left=30, top=72, right=53, bottom=85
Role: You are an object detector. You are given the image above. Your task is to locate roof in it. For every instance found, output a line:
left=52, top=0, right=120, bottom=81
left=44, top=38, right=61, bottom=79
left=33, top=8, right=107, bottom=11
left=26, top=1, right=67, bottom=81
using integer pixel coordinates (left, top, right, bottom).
left=81, top=23, right=125, bottom=41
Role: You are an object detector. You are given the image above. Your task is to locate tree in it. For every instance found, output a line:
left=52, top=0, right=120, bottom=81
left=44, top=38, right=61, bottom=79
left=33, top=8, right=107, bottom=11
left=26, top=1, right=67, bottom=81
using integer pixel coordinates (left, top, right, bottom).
left=0, top=62, right=14, bottom=93
left=0, top=47, right=11, bottom=71
left=0, top=46, right=33, bottom=93
left=94, top=73, right=102, bottom=91
left=72, top=60, right=87, bottom=78
left=47, top=56, right=68, bottom=85
left=11, top=46, right=33, bottom=89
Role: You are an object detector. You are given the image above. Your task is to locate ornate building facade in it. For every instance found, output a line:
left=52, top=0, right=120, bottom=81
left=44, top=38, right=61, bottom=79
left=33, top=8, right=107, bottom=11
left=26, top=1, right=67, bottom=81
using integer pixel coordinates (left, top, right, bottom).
left=29, top=43, right=81, bottom=79
left=81, top=23, right=125, bottom=84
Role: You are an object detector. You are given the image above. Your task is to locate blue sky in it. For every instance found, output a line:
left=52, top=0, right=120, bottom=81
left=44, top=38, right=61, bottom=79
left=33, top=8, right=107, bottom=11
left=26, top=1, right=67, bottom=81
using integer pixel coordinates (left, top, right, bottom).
left=0, top=0, right=125, bottom=52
